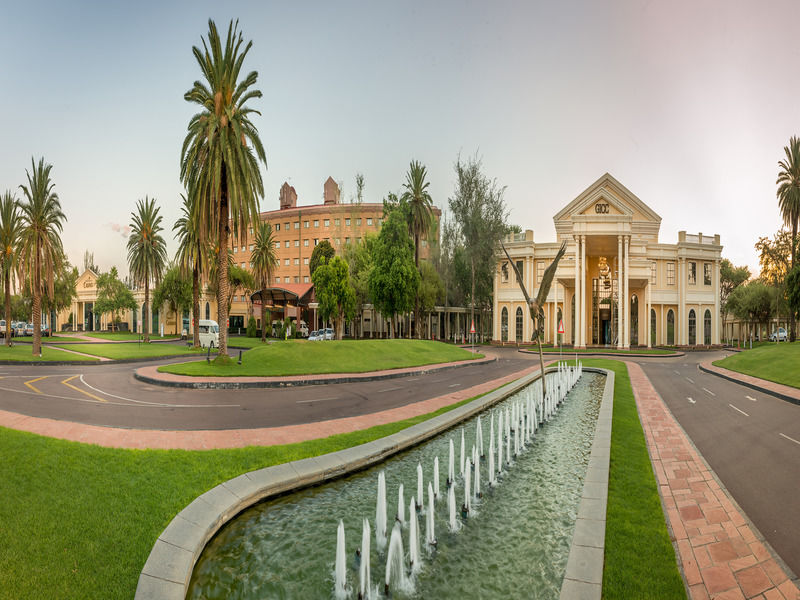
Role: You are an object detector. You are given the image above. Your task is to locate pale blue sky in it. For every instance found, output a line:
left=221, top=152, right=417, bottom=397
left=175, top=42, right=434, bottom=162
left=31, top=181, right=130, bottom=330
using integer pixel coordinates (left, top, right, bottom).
left=1, top=0, right=797, bottom=277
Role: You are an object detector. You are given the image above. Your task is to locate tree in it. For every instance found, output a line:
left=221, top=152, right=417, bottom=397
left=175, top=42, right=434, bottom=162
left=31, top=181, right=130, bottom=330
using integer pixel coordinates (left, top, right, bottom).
left=181, top=19, right=267, bottom=358
left=312, top=255, right=355, bottom=340
left=369, top=209, right=419, bottom=338
left=251, top=222, right=278, bottom=341
left=94, top=267, right=137, bottom=331
left=127, top=197, right=167, bottom=342
left=777, top=136, right=800, bottom=341
left=448, top=154, right=509, bottom=339
left=720, top=258, right=750, bottom=344
left=355, top=173, right=365, bottom=204
left=174, top=189, right=211, bottom=348
left=787, top=265, right=800, bottom=328
left=418, top=260, right=445, bottom=337
left=41, top=258, right=78, bottom=328
left=310, top=240, right=335, bottom=278
left=153, top=265, right=192, bottom=334
left=0, top=191, right=22, bottom=346
left=343, top=234, right=376, bottom=338
left=755, top=229, right=793, bottom=342
left=83, top=250, right=99, bottom=274
left=728, top=281, right=773, bottom=344
left=18, top=157, right=66, bottom=355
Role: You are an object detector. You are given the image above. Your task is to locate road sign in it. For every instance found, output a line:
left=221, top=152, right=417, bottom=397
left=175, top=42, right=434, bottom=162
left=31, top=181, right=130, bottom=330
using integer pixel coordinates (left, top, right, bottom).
left=558, top=319, right=564, bottom=334
left=470, top=320, right=476, bottom=334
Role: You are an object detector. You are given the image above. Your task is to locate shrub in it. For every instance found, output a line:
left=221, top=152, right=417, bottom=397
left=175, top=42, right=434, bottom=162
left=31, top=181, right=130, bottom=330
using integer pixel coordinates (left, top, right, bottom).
left=246, top=316, right=257, bottom=338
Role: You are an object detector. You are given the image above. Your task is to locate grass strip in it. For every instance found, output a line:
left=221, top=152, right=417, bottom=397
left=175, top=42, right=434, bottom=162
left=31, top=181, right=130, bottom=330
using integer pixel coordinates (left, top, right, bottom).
left=51, top=343, right=210, bottom=360
left=159, top=339, right=481, bottom=377
left=81, top=332, right=181, bottom=341
left=0, top=382, right=498, bottom=599
left=713, top=341, right=800, bottom=389
left=0, top=344, right=99, bottom=362
left=578, top=359, right=685, bottom=599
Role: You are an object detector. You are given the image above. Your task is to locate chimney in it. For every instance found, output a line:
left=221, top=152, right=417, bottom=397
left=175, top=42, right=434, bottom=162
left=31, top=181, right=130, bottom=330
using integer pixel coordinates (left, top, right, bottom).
left=279, top=182, right=297, bottom=209
left=323, top=176, right=340, bottom=205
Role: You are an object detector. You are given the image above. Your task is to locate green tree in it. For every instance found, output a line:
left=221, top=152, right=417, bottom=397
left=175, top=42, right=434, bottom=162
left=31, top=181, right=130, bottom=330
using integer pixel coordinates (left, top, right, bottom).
left=787, top=265, right=800, bottom=328
left=94, top=267, right=137, bottom=331
left=448, top=154, right=509, bottom=338
left=18, top=157, right=66, bottom=355
left=719, top=258, right=750, bottom=344
left=418, top=260, right=445, bottom=337
left=42, top=259, right=78, bottom=329
left=343, top=234, right=376, bottom=338
left=0, top=191, right=22, bottom=345
left=251, top=222, right=278, bottom=341
left=369, top=209, right=419, bottom=338
left=174, top=188, right=210, bottom=348
left=181, top=19, right=267, bottom=357
left=127, top=197, right=167, bottom=342
left=310, top=240, right=335, bottom=278
left=777, top=136, right=800, bottom=341
left=227, top=264, right=255, bottom=316
left=312, top=255, right=355, bottom=340
left=729, top=281, right=773, bottom=344
left=83, top=250, right=99, bottom=274
left=153, top=265, right=192, bottom=334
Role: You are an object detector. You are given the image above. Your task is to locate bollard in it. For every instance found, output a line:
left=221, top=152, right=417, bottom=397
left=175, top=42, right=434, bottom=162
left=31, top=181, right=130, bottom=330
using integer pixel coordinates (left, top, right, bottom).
left=238, top=350, right=242, bottom=365
left=206, top=341, right=214, bottom=363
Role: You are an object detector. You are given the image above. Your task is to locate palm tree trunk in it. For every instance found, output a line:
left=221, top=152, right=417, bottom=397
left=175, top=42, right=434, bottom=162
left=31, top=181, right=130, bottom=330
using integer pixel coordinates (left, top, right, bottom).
left=143, top=277, right=150, bottom=343
left=218, top=176, right=230, bottom=357
left=192, top=265, right=200, bottom=349
left=32, top=243, right=41, bottom=356
left=791, top=221, right=797, bottom=342
left=415, top=232, right=421, bottom=339
left=4, top=272, right=11, bottom=347
left=260, top=276, right=267, bottom=343
left=470, top=258, right=475, bottom=347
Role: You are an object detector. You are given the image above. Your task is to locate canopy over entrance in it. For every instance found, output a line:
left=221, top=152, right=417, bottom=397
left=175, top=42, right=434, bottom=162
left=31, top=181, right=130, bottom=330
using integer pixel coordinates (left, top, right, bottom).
left=250, top=283, right=315, bottom=309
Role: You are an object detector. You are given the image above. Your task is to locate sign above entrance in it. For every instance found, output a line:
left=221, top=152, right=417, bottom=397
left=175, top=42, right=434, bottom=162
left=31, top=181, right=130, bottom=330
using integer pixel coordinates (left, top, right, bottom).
left=594, top=202, right=609, bottom=214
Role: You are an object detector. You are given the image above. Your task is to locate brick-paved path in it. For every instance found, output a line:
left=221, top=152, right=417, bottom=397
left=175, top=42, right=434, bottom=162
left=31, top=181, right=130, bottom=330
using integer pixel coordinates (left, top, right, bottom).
left=627, top=361, right=799, bottom=600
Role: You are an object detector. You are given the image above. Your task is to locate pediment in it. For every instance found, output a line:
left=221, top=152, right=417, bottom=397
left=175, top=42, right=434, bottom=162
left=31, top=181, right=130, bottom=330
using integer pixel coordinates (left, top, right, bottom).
left=554, top=173, right=662, bottom=225
left=76, top=268, right=99, bottom=291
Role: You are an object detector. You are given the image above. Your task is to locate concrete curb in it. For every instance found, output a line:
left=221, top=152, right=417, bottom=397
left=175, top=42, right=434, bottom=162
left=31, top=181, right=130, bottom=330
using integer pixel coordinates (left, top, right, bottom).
left=132, top=356, right=497, bottom=389
left=134, top=365, right=612, bottom=599
left=520, top=348, right=685, bottom=359
left=0, top=352, right=212, bottom=367
left=559, top=368, right=614, bottom=600
left=698, top=362, right=800, bottom=407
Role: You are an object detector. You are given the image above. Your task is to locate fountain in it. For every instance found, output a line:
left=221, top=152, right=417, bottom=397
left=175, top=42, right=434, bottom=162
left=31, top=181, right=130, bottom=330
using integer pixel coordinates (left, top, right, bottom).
left=359, top=519, right=372, bottom=600
left=459, top=429, right=465, bottom=476
left=335, top=520, right=347, bottom=598
left=433, top=456, right=440, bottom=499
left=396, top=484, right=405, bottom=525
left=463, top=457, right=471, bottom=517
left=416, top=463, right=423, bottom=511
left=384, top=523, right=410, bottom=595
left=408, top=497, right=421, bottom=574
left=447, top=481, right=458, bottom=532
left=447, top=439, right=455, bottom=487
left=476, top=415, right=483, bottom=457
left=375, top=471, right=387, bottom=551
left=426, top=483, right=436, bottom=547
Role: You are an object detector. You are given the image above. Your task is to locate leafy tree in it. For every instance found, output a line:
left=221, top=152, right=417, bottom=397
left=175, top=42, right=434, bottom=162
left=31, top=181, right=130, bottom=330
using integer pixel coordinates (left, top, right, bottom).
left=312, top=255, right=355, bottom=340
left=174, top=188, right=211, bottom=348
left=787, top=265, right=800, bottom=328
left=0, top=191, right=22, bottom=345
left=728, top=281, right=773, bottom=344
left=355, top=173, right=365, bottom=204
left=227, top=265, right=255, bottom=315
left=247, top=315, right=257, bottom=337
left=720, top=258, right=750, bottom=344
left=181, top=19, right=267, bottom=357
left=418, top=260, right=444, bottom=337
left=310, top=240, right=335, bottom=278
left=251, top=222, right=278, bottom=342
left=18, top=157, right=66, bottom=355
left=153, top=265, right=192, bottom=334
left=447, top=154, right=509, bottom=337
left=755, top=229, right=793, bottom=341
left=369, top=209, right=419, bottom=338
left=94, top=267, right=137, bottom=331
left=83, top=250, right=99, bottom=274
left=777, top=136, right=800, bottom=341
left=343, top=234, right=376, bottom=338
left=127, top=197, right=167, bottom=342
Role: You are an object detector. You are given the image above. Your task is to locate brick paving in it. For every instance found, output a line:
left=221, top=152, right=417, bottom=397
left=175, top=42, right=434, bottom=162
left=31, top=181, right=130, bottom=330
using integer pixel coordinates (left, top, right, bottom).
left=627, top=361, right=799, bottom=600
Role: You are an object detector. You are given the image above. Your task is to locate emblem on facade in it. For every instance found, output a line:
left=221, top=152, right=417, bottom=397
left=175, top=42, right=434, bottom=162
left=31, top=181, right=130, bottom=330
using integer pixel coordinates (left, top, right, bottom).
left=598, top=256, right=611, bottom=289
left=595, top=202, right=609, bottom=214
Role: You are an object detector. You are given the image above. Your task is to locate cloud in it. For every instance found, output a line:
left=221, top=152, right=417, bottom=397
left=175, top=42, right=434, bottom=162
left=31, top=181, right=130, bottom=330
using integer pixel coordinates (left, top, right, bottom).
left=108, top=222, right=131, bottom=239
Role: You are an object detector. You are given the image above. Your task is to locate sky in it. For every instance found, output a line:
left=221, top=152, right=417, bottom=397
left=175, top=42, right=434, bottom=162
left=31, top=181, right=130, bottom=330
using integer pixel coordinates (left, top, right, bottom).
left=1, top=0, right=797, bottom=278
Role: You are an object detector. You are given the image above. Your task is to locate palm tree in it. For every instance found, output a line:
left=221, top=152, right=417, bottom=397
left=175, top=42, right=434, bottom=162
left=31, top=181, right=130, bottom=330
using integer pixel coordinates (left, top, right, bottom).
left=127, top=197, right=167, bottom=343
left=251, top=222, right=278, bottom=342
left=401, top=160, right=434, bottom=338
left=18, top=157, right=66, bottom=356
left=181, top=19, right=267, bottom=357
left=1, top=191, right=23, bottom=346
left=777, top=135, right=800, bottom=342
left=174, top=189, right=210, bottom=348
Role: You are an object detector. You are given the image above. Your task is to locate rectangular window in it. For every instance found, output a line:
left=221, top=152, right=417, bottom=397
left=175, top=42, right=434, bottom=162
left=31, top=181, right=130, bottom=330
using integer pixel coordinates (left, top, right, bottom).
left=294, top=258, right=299, bottom=265
left=345, top=237, right=350, bottom=245
left=501, top=262, right=509, bottom=283
left=378, top=218, right=383, bottom=226
left=303, top=257, right=309, bottom=265
left=345, top=218, right=351, bottom=226
left=314, top=220, right=319, bottom=227
left=285, top=222, right=290, bottom=231
left=275, top=223, right=281, bottom=231
left=303, top=239, right=309, bottom=247
left=650, top=262, right=657, bottom=284
left=294, top=222, right=299, bottom=229
left=367, top=218, right=373, bottom=226
left=667, top=262, right=675, bottom=285
left=275, top=277, right=280, bottom=284
left=294, top=240, right=299, bottom=247
left=241, top=246, right=245, bottom=252
left=284, top=241, right=290, bottom=248
left=517, top=261, right=525, bottom=283
left=304, top=275, right=309, bottom=283
left=704, top=263, right=711, bottom=285
left=249, top=244, right=253, bottom=251
left=335, top=218, right=340, bottom=226
left=249, top=227, right=253, bottom=236
left=303, top=221, right=309, bottom=228
left=688, top=261, right=697, bottom=285
left=285, top=277, right=291, bottom=283
left=233, top=246, right=238, bottom=253
left=537, top=262, right=544, bottom=284
left=356, top=218, right=362, bottom=226
left=284, top=258, right=290, bottom=266
left=314, top=238, right=319, bottom=246
left=335, top=238, right=341, bottom=246
left=274, top=241, right=280, bottom=249
left=324, top=219, right=330, bottom=227
left=294, top=276, right=299, bottom=283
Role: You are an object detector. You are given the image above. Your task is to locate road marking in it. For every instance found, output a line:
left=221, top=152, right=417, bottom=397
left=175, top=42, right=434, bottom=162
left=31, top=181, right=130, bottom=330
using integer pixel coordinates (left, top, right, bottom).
left=673, top=370, right=681, bottom=375
left=78, top=375, right=239, bottom=408
left=378, top=386, right=402, bottom=393
left=62, top=375, right=107, bottom=403
left=448, top=383, right=461, bottom=388
left=296, top=397, right=340, bottom=404
left=685, top=377, right=694, bottom=384
left=702, top=387, right=716, bottom=396
left=688, top=397, right=696, bottom=404
left=779, top=433, right=800, bottom=446
left=406, top=378, right=419, bottom=382
left=729, top=404, right=749, bottom=417
left=24, top=376, right=48, bottom=394
left=746, top=395, right=757, bottom=402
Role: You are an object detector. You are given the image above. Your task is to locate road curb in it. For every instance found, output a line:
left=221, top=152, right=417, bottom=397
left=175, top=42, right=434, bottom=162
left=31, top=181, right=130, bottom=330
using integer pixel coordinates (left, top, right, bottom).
left=698, top=363, right=800, bottom=407
left=132, top=356, right=497, bottom=389
left=0, top=352, right=212, bottom=367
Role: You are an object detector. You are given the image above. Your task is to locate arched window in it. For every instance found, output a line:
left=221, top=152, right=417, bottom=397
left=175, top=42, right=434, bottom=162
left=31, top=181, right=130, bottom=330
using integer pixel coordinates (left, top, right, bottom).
left=501, top=307, right=508, bottom=342
left=667, top=309, right=675, bottom=345
left=688, top=309, right=696, bottom=345
left=630, top=294, right=639, bottom=346
left=650, top=308, right=656, bottom=346
left=704, top=309, right=712, bottom=345
left=515, top=307, right=524, bottom=342
left=205, top=302, right=210, bottom=320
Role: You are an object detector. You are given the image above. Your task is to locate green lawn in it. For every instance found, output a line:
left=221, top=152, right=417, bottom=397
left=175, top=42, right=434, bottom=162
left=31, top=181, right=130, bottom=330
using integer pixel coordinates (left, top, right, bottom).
left=81, top=332, right=180, bottom=342
left=0, top=344, right=99, bottom=362
left=579, top=359, right=685, bottom=599
left=714, top=341, right=800, bottom=389
left=225, top=335, right=278, bottom=348
left=160, top=339, right=481, bottom=377
left=51, top=343, right=209, bottom=360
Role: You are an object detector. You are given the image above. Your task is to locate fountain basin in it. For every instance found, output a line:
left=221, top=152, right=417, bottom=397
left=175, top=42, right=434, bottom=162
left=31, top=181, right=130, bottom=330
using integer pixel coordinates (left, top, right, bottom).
left=135, top=366, right=613, bottom=599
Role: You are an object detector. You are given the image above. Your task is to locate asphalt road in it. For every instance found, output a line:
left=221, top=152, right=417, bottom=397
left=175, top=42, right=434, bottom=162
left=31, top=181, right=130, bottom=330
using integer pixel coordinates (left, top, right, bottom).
left=640, top=351, right=800, bottom=578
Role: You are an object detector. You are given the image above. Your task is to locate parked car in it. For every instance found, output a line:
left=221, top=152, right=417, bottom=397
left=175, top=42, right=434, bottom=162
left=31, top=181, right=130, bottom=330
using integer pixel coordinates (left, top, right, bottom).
left=323, top=327, right=334, bottom=340
left=40, top=325, right=51, bottom=337
left=307, top=330, right=319, bottom=341
left=0, top=320, right=11, bottom=338
left=25, top=323, right=34, bottom=336
left=769, top=327, right=788, bottom=342
left=14, top=322, right=26, bottom=337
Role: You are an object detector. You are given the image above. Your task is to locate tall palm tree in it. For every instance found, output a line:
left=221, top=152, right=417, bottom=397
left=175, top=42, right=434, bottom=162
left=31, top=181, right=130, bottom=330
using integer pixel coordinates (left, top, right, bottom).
left=127, top=197, right=167, bottom=343
left=174, top=189, right=210, bottom=348
left=251, top=222, right=278, bottom=342
left=401, top=160, right=434, bottom=338
left=777, top=135, right=800, bottom=342
left=181, top=19, right=267, bottom=357
left=18, top=157, right=66, bottom=356
left=1, top=191, right=23, bottom=346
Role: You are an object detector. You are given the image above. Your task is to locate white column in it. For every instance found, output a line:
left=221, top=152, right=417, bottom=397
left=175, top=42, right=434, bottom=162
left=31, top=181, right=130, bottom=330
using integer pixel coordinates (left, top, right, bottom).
left=678, top=258, right=686, bottom=346
left=493, top=268, right=499, bottom=342
left=617, top=236, right=623, bottom=349
left=713, top=259, right=721, bottom=345
left=624, top=236, right=630, bottom=348
left=580, top=235, right=586, bottom=347
left=552, top=283, right=558, bottom=344
left=646, top=282, right=652, bottom=348
left=573, top=237, right=579, bottom=346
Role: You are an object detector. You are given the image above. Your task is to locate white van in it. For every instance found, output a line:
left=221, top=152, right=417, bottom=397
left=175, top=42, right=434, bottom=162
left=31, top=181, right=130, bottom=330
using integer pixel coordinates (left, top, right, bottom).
left=198, top=319, right=220, bottom=348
